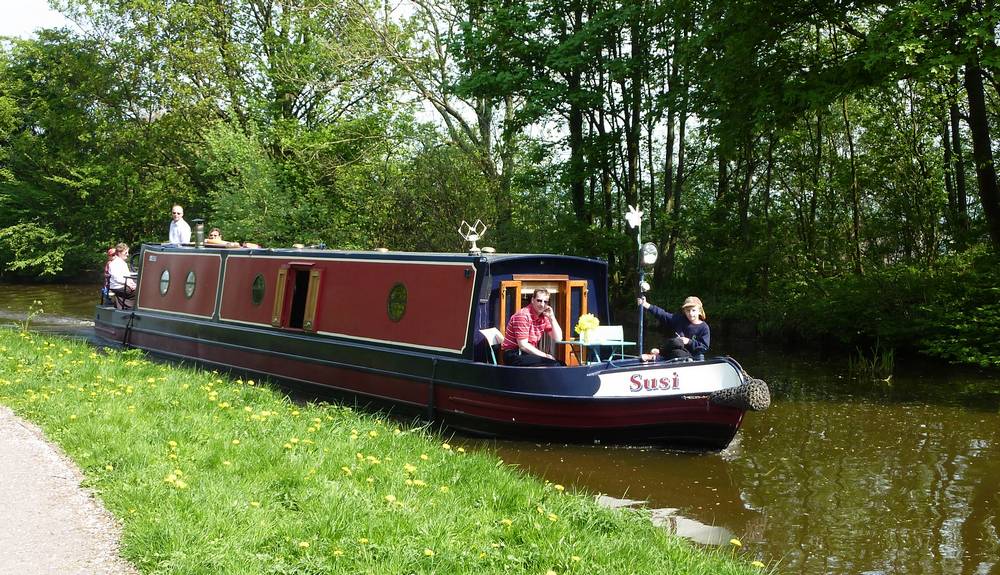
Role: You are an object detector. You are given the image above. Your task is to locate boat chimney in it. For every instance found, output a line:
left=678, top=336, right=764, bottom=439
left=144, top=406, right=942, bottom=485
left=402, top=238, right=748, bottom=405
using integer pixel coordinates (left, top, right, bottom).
left=458, top=219, right=488, bottom=255
left=193, top=219, right=204, bottom=248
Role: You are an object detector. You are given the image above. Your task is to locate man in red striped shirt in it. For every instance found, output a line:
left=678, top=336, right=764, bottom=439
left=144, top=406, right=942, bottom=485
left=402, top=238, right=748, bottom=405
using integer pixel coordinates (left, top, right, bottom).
left=501, top=288, right=564, bottom=366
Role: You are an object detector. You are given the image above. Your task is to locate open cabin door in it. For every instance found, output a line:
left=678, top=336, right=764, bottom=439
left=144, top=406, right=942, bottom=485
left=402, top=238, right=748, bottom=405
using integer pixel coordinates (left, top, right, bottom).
left=497, top=277, right=588, bottom=365
left=271, top=264, right=322, bottom=332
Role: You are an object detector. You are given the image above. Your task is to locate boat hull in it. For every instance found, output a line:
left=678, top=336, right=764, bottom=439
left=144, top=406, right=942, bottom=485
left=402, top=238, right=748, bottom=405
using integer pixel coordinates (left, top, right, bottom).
left=95, top=306, right=747, bottom=450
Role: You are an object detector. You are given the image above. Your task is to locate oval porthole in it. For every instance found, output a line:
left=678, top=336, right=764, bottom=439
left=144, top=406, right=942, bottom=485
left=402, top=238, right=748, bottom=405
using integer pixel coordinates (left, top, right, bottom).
left=185, top=271, right=196, bottom=299
left=159, top=269, right=170, bottom=296
left=387, top=283, right=407, bottom=322
left=251, top=274, right=265, bottom=306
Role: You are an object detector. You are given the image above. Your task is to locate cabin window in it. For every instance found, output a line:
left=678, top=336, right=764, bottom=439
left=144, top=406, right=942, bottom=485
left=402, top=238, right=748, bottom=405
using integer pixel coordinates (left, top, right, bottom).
left=387, top=283, right=407, bottom=322
left=184, top=271, right=196, bottom=299
left=159, top=269, right=170, bottom=296
left=251, top=275, right=265, bottom=306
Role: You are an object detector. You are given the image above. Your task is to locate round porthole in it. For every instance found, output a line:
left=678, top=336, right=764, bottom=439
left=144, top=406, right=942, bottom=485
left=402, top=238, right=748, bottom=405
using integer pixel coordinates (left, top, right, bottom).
left=251, top=274, right=265, bottom=306
left=159, top=269, right=170, bottom=296
left=387, top=283, right=407, bottom=322
left=185, top=271, right=196, bottom=299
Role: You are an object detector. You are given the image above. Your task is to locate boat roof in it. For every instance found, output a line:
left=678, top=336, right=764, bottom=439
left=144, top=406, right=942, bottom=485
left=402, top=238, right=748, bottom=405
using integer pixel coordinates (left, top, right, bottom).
left=143, top=243, right=605, bottom=266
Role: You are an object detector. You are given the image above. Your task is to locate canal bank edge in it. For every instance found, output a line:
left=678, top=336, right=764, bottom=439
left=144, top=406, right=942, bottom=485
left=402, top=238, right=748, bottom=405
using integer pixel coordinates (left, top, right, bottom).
left=0, top=405, right=137, bottom=575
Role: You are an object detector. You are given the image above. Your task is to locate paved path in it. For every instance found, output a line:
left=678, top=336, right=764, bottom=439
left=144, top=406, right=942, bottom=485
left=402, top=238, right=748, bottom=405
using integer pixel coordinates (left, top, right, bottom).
left=0, top=406, right=137, bottom=575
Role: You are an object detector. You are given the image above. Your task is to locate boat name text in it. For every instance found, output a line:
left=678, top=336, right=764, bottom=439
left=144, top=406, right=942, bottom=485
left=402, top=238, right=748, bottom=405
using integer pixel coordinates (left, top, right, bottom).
left=629, top=372, right=680, bottom=392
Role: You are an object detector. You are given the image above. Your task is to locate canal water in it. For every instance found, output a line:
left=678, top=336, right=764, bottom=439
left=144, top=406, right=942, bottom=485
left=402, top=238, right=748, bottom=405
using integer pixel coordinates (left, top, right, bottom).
left=2, top=283, right=999, bottom=574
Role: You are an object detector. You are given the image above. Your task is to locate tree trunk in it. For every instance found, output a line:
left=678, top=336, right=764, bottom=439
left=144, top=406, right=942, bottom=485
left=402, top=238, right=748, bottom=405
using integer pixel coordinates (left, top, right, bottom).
left=963, top=61, right=1000, bottom=252
left=841, top=98, right=863, bottom=275
left=949, top=98, right=969, bottom=238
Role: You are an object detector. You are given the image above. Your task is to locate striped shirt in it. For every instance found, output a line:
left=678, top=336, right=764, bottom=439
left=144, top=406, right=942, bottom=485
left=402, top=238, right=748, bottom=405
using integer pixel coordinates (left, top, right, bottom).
left=501, top=306, right=552, bottom=351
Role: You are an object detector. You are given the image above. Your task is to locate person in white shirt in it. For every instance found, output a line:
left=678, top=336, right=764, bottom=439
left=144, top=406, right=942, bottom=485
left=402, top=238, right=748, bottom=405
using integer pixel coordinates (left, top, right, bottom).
left=107, top=243, right=136, bottom=309
left=168, top=204, right=191, bottom=244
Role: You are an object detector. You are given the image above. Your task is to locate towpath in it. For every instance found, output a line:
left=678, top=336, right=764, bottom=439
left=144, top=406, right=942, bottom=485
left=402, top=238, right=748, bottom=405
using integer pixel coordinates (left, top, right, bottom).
left=0, top=406, right=137, bottom=575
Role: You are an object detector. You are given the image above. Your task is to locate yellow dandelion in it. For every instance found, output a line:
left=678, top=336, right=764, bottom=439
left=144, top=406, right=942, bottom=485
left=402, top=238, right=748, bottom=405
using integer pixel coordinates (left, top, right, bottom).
left=333, top=549, right=344, bottom=557
left=284, top=443, right=293, bottom=449
left=546, top=570, right=557, bottom=575
left=69, top=414, right=77, bottom=421
left=442, top=443, right=452, bottom=450
left=298, top=541, right=310, bottom=548
left=358, top=538, right=369, bottom=544
left=420, top=454, right=429, bottom=460
left=554, top=484, right=565, bottom=492
left=223, top=460, right=232, bottom=466
left=571, top=556, right=581, bottom=562
left=250, top=501, right=260, bottom=508
left=424, top=548, right=435, bottom=557
left=341, top=466, right=352, bottom=476
left=547, top=513, right=558, bottom=522
left=368, top=430, right=378, bottom=437
left=439, top=486, right=449, bottom=493
left=290, top=437, right=300, bottom=444
left=231, top=439, right=241, bottom=445
left=404, top=463, right=417, bottom=473
left=168, top=440, right=178, bottom=448
left=457, top=447, right=465, bottom=453
left=752, top=561, right=766, bottom=568
left=500, top=518, right=513, bottom=526
left=105, top=464, right=114, bottom=471
left=174, top=480, right=188, bottom=489
left=384, top=494, right=397, bottom=503
left=412, top=479, right=426, bottom=487
left=730, top=538, right=742, bottom=547
left=366, top=477, right=374, bottom=483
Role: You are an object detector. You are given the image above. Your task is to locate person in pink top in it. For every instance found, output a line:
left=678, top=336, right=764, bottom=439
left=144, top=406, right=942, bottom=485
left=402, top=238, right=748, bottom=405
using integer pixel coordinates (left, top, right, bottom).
left=500, top=288, right=564, bottom=366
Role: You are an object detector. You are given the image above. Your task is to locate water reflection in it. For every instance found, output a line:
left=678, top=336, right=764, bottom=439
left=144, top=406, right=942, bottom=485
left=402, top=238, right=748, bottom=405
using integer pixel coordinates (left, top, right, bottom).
left=460, top=354, right=1000, bottom=575
left=0, top=284, right=96, bottom=333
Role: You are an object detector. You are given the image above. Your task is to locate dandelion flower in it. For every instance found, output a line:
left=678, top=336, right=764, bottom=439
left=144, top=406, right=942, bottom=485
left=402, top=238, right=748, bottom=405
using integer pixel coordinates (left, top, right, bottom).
left=546, top=570, right=557, bottom=575
left=341, top=466, right=352, bottom=476
left=384, top=494, right=397, bottom=503
left=333, top=549, right=344, bottom=557
left=420, top=454, right=429, bottom=461
left=752, top=561, right=766, bottom=568
left=500, top=518, right=513, bottom=526
left=231, top=439, right=241, bottom=445
left=223, top=460, right=232, bottom=466
left=358, top=538, right=369, bottom=544
left=404, top=463, right=417, bottom=473
left=730, top=538, right=742, bottom=547
left=571, top=556, right=581, bottom=562
left=554, top=484, right=565, bottom=492
left=423, top=548, right=435, bottom=557
left=105, top=465, right=114, bottom=471
left=457, top=447, right=465, bottom=453
left=547, top=513, right=558, bottom=522
left=250, top=501, right=260, bottom=508
left=298, top=541, right=310, bottom=548
left=439, top=486, right=449, bottom=493
left=442, top=443, right=451, bottom=450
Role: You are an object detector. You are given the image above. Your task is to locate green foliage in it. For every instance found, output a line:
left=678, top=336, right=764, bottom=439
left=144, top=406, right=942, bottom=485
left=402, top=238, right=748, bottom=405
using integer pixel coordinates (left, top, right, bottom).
left=0, top=222, right=75, bottom=277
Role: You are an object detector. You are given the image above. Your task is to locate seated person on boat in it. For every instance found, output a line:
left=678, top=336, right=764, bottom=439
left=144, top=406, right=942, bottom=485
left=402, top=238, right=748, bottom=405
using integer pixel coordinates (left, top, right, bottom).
left=205, top=227, right=260, bottom=248
left=638, top=295, right=710, bottom=361
left=107, top=243, right=136, bottom=309
left=500, top=289, right=564, bottom=366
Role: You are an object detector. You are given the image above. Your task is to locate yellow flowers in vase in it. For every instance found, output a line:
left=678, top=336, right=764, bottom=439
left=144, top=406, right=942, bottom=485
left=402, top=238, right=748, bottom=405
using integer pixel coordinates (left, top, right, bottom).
left=574, top=313, right=600, bottom=342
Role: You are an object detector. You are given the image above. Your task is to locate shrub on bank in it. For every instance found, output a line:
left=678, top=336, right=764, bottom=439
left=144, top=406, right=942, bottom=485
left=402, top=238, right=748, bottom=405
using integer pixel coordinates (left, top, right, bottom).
left=0, top=329, right=766, bottom=574
left=681, top=250, right=1000, bottom=369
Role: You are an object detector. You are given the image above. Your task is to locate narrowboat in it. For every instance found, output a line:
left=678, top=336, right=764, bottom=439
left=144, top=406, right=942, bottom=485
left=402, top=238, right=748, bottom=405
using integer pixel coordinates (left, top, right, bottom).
left=94, top=241, right=769, bottom=450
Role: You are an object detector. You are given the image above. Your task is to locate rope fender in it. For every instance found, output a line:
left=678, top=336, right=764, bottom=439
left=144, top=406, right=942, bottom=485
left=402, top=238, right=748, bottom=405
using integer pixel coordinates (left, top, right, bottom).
left=710, top=377, right=771, bottom=411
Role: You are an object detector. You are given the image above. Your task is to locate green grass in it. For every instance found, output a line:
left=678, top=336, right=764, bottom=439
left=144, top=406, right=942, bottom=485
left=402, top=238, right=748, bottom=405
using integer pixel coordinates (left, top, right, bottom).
left=0, top=328, right=769, bottom=574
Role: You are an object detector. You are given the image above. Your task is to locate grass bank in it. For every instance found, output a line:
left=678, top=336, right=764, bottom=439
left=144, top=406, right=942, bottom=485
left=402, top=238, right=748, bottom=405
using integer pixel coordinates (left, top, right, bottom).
left=0, top=328, right=767, bottom=574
